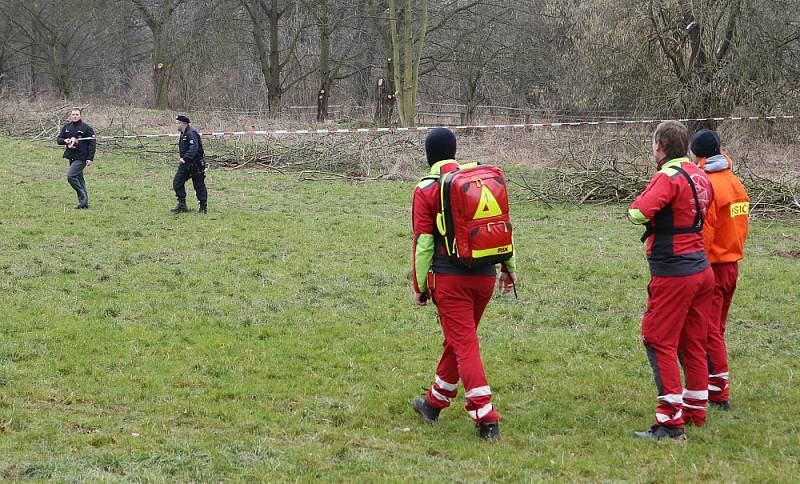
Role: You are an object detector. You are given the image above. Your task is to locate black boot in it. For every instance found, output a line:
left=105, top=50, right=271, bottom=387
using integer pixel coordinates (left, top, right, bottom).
left=411, top=396, right=440, bottom=423
left=476, top=421, right=500, bottom=441
left=633, top=425, right=686, bottom=441
left=198, top=202, right=207, bottom=214
left=710, top=400, right=730, bottom=411
left=171, top=199, right=189, bottom=214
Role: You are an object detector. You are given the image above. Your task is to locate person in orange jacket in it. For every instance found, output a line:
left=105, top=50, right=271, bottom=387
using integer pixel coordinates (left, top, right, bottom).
left=689, top=129, right=750, bottom=410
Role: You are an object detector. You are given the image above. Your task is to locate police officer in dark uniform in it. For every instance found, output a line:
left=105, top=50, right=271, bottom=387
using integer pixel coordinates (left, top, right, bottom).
left=57, top=107, right=96, bottom=209
left=171, top=115, right=208, bottom=214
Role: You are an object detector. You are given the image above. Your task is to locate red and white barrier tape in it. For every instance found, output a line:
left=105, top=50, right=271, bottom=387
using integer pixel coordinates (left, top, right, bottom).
left=71, top=114, right=797, bottom=141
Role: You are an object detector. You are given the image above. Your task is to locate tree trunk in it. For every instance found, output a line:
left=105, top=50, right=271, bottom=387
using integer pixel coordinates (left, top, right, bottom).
left=317, top=0, right=331, bottom=122
left=464, top=68, right=482, bottom=125
left=374, top=57, right=396, bottom=125
left=29, top=40, right=41, bottom=98
left=388, top=0, right=403, bottom=122
left=51, top=39, right=71, bottom=99
left=267, top=0, right=282, bottom=115
left=410, top=0, right=428, bottom=122
left=130, top=0, right=185, bottom=109
left=151, top=25, right=170, bottom=109
left=28, top=9, right=44, bottom=98
left=388, top=0, right=429, bottom=127
left=317, top=86, right=329, bottom=122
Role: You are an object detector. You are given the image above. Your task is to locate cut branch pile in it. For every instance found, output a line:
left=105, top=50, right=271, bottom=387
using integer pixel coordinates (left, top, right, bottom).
left=511, top=135, right=651, bottom=205
left=0, top=103, right=68, bottom=140
left=511, top=132, right=800, bottom=219
left=738, top=161, right=800, bottom=217
left=208, top=134, right=421, bottom=181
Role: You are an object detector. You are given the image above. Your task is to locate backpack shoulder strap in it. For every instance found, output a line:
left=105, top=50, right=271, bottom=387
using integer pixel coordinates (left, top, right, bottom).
left=666, top=164, right=704, bottom=233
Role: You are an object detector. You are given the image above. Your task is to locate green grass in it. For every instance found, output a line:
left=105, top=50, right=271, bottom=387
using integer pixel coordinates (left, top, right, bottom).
left=1, top=136, right=798, bottom=481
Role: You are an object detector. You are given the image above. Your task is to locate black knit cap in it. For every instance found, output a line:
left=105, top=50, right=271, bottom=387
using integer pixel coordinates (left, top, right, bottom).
left=425, top=128, right=457, bottom=166
left=690, top=129, right=721, bottom=158
left=176, top=115, right=190, bottom=124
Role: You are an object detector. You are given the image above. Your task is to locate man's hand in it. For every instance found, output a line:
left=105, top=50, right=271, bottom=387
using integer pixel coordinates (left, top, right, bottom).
left=414, top=291, right=430, bottom=306
left=498, top=271, right=517, bottom=294
left=85, top=160, right=93, bottom=167
left=179, top=158, right=186, bottom=164
left=67, top=137, right=78, bottom=148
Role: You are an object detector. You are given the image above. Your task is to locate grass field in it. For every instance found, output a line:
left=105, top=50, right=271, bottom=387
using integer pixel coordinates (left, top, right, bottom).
left=1, top=135, right=799, bottom=481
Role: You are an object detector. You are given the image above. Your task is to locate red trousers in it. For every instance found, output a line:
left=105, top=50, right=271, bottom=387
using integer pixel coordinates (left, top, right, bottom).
left=708, top=262, right=739, bottom=403
left=642, top=267, right=714, bottom=428
left=425, top=273, right=500, bottom=423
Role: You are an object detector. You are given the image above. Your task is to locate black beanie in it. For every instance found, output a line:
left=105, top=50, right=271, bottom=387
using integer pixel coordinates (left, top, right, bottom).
left=690, top=129, right=721, bottom=158
left=176, top=115, right=190, bottom=124
left=425, top=128, right=457, bottom=166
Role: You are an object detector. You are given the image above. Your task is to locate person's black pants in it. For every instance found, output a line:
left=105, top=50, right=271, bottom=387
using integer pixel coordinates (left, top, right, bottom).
left=173, top=161, right=207, bottom=203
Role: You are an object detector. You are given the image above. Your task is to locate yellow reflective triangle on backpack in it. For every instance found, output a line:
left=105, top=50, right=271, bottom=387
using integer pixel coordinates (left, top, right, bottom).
left=473, top=185, right=503, bottom=219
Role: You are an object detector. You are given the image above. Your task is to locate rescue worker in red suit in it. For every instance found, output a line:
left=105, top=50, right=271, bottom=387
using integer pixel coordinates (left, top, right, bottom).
left=628, top=121, right=715, bottom=440
left=689, top=129, right=750, bottom=411
left=410, top=128, right=517, bottom=441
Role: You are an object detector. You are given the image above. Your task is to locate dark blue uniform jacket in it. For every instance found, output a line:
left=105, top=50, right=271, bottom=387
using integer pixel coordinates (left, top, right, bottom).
left=179, top=127, right=205, bottom=164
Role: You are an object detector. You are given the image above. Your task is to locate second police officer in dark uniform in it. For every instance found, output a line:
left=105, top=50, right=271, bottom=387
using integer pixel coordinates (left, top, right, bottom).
left=172, top=115, right=208, bottom=214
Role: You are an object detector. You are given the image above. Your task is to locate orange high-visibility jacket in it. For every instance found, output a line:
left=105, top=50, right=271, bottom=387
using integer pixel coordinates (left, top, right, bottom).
left=699, top=154, right=750, bottom=263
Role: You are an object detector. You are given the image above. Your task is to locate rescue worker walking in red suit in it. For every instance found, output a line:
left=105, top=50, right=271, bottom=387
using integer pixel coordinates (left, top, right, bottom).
left=410, top=128, right=517, bottom=441
left=689, top=129, right=750, bottom=411
left=628, top=121, right=716, bottom=440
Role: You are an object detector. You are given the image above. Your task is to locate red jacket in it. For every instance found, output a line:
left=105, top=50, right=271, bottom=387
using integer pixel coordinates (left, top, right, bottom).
left=412, top=160, right=516, bottom=293
left=628, top=157, right=714, bottom=276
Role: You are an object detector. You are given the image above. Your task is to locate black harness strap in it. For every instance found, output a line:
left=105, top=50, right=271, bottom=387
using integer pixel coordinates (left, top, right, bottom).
left=641, top=164, right=704, bottom=243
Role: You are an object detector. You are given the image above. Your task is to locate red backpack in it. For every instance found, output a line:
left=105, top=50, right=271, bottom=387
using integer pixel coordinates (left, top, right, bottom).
left=425, top=163, right=514, bottom=268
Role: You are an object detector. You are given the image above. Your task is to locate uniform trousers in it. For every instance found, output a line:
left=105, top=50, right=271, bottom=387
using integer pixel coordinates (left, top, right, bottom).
left=425, top=273, right=500, bottom=423
left=707, top=262, right=739, bottom=403
left=642, top=267, right=714, bottom=428
left=173, top=161, right=207, bottom=203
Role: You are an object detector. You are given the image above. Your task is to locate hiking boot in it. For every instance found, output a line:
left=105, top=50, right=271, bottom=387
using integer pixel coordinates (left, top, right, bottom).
left=710, top=400, right=730, bottom=411
left=198, top=203, right=207, bottom=214
left=634, top=425, right=686, bottom=441
left=411, top=396, right=440, bottom=423
left=171, top=200, right=189, bottom=214
left=74, top=203, right=88, bottom=209
left=477, top=421, right=500, bottom=441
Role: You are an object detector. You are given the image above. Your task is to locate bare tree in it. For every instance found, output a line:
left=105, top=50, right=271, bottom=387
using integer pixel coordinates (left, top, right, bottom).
left=307, top=0, right=366, bottom=121
left=241, top=0, right=313, bottom=115
left=0, top=0, right=102, bottom=99
left=0, top=5, right=13, bottom=89
left=388, top=0, right=429, bottom=126
left=426, top=3, right=519, bottom=123
left=129, top=0, right=187, bottom=109
left=0, top=0, right=796, bottom=122
left=648, top=0, right=743, bottom=118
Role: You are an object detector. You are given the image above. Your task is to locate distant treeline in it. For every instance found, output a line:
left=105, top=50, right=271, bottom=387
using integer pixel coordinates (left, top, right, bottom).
left=0, top=0, right=797, bottom=125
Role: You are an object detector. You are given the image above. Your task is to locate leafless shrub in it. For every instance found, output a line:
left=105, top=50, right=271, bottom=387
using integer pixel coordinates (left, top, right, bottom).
left=511, top=124, right=800, bottom=219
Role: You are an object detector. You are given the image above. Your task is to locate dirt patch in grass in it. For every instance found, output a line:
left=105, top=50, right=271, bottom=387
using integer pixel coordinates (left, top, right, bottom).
left=774, top=249, right=800, bottom=258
